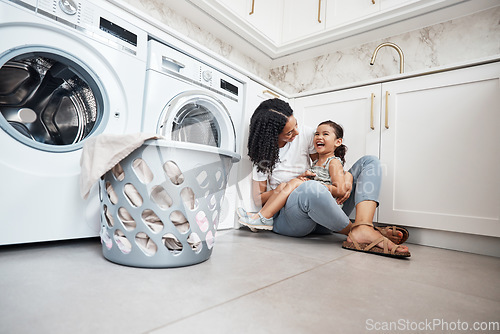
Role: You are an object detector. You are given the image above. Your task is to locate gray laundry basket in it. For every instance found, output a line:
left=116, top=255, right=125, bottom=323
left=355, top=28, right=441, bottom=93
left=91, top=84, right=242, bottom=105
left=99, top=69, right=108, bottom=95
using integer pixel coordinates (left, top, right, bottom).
left=99, top=139, right=240, bottom=268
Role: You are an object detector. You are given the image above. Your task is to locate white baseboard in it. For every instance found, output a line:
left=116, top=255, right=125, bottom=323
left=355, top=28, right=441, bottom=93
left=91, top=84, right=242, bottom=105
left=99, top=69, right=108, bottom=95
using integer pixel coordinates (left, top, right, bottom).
left=405, top=227, right=500, bottom=258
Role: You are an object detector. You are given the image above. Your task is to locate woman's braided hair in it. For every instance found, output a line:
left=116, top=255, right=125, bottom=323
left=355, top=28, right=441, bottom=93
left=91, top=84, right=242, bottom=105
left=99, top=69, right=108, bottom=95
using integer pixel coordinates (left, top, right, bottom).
left=247, top=99, right=293, bottom=174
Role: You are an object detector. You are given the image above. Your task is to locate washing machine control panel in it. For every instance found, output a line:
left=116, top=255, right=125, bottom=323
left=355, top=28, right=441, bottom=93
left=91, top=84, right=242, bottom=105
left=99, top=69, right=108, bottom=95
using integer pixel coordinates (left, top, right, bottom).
left=31, top=0, right=146, bottom=58
left=153, top=41, right=242, bottom=100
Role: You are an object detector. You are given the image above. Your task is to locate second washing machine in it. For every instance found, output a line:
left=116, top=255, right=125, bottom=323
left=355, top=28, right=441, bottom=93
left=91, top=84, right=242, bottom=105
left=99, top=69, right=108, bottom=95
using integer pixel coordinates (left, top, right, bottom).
left=142, top=39, right=245, bottom=229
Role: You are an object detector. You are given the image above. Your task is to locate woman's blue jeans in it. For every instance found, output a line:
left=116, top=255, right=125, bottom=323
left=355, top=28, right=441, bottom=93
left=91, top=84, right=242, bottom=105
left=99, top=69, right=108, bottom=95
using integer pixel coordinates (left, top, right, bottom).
left=272, top=155, right=382, bottom=237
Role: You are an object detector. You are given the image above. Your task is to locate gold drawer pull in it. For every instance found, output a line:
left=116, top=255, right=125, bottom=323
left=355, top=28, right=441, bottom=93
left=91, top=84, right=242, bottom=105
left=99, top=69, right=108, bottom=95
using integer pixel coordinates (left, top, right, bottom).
left=385, top=91, right=390, bottom=129
left=370, top=93, right=375, bottom=130
left=263, top=90, right=279, bottom=98
left=318, top=0, right=322, bottom=23
left=249, top=0, right=255, bottom=15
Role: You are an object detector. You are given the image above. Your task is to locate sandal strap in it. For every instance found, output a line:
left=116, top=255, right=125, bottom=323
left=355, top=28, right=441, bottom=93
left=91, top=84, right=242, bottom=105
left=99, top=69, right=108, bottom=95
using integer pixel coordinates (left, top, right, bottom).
left=349, top=221, right=374, bottom=231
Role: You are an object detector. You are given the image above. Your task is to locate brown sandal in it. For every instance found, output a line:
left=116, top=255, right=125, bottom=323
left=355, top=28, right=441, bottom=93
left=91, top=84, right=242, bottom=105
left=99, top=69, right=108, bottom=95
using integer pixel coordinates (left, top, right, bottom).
left=375, top=225, right=409, bottom=245
left=342, top=222, right=411, bottom=258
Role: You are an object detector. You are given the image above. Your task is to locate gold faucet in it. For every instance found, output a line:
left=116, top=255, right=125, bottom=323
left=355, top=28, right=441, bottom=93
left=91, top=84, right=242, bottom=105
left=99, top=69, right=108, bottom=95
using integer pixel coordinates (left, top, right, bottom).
left=370, top=42, right=405, bottom=74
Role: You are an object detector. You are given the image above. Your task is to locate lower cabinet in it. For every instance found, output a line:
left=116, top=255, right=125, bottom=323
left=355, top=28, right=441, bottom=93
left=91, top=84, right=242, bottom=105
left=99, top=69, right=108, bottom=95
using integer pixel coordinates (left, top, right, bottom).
left=294, top=62, right=500, bottom=237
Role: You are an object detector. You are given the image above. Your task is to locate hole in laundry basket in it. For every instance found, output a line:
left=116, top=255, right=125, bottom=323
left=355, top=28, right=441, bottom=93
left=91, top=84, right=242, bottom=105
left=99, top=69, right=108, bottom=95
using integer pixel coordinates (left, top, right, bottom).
left=142, top=209, right=164, bottom=233
left=195, top=210, right=209, bottom=232
left=150, top=185, right=173, bottom=209
left=100, top=227, right=113, bottom=250
left=163, top=160, right=184, bottom=185
left=132, top=158, right=154, bottom=184
left=196, top=170, right=209, bottom=188
left=181, top=187, right=197, bottom=211
left=187, top=233, right=202, bottom=253
left=124, top=183, right=143, bottom=207
left=103, top=204, right=114, bottom=227
left=162, top=233, right=183, bottom=254
left=105, top=182, right=118, bottom=205
left=111, top=163, right=125, bottom=181
left=207, top=194, right=217, bottom=211
left=118, top=207, right=136, bottom=231
left=215, top=170, right=222, bottom=182
left=170, top=210, right=190, bottom=234
left=114, top=229, right=132, bottom=254
left=206, top=230, right=215, bottom=249
left=135, top=232, right=157, bottom=256
left=203, top=189, right=210, bottom=198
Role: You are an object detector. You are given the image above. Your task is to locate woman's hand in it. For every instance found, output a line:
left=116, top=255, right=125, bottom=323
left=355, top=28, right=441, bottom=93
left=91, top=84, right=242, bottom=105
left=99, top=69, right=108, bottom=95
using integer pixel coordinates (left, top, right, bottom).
left=298, top=170, right=315, bottom=181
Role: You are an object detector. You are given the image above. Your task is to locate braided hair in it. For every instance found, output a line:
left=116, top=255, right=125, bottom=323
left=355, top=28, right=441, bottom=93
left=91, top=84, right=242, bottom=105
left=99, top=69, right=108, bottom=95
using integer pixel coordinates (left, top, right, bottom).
left=318, top=120, right=348, bottom=165
left=248, top=99, right=293, bottom=174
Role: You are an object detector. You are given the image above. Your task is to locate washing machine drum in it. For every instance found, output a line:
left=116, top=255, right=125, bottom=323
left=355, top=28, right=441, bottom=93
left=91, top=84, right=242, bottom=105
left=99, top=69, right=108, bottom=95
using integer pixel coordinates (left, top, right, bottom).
left=158, top=92, right=236, bottom=152
left=0, top=52, right=102, bottom=151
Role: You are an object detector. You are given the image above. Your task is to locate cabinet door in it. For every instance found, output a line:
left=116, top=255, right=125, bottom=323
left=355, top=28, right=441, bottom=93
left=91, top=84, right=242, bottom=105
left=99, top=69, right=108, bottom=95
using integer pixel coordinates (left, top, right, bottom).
left=294, top=84, right=381, bottom=170
left=246, top=0, right=283, bottom=43
left=214, top=0, right=248, bottom=16
left=282, top=0, right=325, bottom=42
left=326, top=0, right=380, bottom=28
left=379, top=62, right=500, bottom=237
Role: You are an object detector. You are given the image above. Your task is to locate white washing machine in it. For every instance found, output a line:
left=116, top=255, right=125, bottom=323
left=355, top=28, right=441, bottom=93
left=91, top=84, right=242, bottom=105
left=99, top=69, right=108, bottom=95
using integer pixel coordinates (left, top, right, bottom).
left=0, top=0, right=147, bottom=245
left=142, top=39, right=244, bottom=229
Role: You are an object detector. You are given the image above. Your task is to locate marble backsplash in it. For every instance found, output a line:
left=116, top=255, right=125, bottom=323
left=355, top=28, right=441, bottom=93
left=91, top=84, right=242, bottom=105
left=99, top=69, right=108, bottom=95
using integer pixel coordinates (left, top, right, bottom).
left=119, top=0, right=499, bottom=95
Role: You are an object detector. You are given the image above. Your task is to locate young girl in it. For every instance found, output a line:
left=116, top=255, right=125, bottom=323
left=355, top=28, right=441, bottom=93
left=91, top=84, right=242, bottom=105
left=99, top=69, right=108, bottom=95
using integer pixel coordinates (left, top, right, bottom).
left=239, top=120, right=351, bottom=230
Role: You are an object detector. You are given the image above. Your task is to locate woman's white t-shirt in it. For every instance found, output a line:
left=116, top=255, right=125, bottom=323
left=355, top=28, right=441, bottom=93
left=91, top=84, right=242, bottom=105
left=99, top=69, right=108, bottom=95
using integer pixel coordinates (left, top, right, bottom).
left=252, top=124, right=316, bottom=189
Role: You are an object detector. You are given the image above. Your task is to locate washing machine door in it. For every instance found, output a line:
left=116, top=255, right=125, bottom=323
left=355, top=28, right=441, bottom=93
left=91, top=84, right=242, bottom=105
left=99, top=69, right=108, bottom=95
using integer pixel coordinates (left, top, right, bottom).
left=158, top=91, right=237, bottom=152
left=0, top=51, right=105, bottom=152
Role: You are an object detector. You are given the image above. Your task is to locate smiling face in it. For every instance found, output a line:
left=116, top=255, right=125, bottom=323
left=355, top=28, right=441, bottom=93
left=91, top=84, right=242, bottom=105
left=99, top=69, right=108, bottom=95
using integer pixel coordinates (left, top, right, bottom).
left=314, top=123, right=342, bottom=155
left=278, top=115, right=299, bottom=148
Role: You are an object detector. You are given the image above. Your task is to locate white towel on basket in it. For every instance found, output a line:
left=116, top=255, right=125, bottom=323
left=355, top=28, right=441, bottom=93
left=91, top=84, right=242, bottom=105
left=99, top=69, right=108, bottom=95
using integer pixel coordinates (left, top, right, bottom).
left=79, top=132, right=162, bottom=200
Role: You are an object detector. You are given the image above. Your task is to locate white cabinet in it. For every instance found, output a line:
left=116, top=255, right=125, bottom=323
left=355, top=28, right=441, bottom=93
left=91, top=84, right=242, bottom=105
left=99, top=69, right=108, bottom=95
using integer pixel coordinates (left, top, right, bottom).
left=294, top=62, right=500, bottom=237
left=325, top=0, right=380, bottom=28
left=193, top=0, right=494, bottom=58
left=379, top=62, right=500, bottom=237
left=282, top=0, right=326, bottom=42
left=212, top=0, right=283, bottom=43
left=245, top=0, right=283, bottom=43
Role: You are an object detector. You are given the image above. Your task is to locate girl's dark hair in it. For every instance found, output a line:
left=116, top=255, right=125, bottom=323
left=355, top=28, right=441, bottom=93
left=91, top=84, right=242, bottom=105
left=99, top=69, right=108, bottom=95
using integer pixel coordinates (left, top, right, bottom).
left=247, top=99, right=293, bottom=174
left=318, top=120, right=348, bottom=165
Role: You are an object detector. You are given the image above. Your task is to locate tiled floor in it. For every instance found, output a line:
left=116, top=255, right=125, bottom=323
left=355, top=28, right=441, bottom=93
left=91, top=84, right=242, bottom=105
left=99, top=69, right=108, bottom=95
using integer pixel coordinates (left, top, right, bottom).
left=1, top=229, right=499, bottom=334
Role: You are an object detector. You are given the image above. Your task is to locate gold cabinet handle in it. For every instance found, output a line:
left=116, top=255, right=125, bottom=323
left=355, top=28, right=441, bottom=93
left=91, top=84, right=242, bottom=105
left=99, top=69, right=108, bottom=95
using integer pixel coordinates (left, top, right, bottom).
left=370, top=93, right=375, bottom=130
left=249, top=0, right=255, bottom=15
left=385, top=91, right=390, bottom=129
left=318, top=0, right=322, bottom=23
left=263, top=89, right=279, bottom=98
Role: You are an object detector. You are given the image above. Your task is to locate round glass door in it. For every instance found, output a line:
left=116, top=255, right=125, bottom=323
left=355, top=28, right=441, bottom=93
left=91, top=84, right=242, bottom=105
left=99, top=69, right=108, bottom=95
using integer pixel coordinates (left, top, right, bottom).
left=158, top=92, right=236, bottom=151
left=170, top=103, right=220, bottom=147
left=0, top=51, right=103, bottom=151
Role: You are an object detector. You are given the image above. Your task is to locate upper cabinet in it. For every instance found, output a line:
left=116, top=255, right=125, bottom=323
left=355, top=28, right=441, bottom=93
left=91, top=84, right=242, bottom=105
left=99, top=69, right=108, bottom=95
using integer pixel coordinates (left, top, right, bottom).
left=282, top=0, right=326, bottom=43
left=189, top=0, right=496, bottom=60
left=214, top=0, right=283, bottom=43
left=325, top=0, right=381, bottom=29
